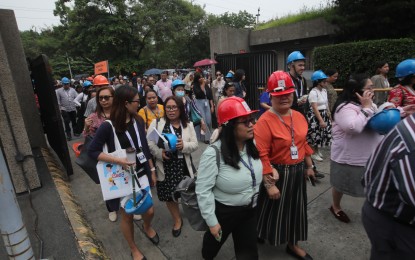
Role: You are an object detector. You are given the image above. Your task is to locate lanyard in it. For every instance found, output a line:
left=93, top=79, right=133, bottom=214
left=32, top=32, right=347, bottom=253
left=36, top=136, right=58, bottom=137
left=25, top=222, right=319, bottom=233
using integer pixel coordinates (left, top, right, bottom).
left=271, top=108, right=295, bottom=146
left=169, top=122, right=183, bottom=137
left=125, top=119, right=142, bottom=150
left=146, top=105, right=160, bottom=119
left=239, top=155, right=256, bottom=188
left=294, top=77, right=303, bottom=98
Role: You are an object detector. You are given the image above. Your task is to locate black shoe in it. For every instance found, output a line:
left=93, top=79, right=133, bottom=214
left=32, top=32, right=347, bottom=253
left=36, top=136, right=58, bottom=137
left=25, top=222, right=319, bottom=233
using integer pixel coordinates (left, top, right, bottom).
left=66, top=134, right=72, bottom=141
left=145, top=231, right=159, bottom=245
left=286, top=245, right=313, bottom=260
left=314, top=171, right=325, bottom=179
left=74, top=133, right=81, bottom=137
left=172, top=219, right=183, bottom=237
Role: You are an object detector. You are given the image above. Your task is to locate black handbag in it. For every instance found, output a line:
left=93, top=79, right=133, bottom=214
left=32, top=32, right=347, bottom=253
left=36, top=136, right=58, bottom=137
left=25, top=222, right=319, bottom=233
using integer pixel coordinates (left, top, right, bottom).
left=75, top=135, right=100, bottom=184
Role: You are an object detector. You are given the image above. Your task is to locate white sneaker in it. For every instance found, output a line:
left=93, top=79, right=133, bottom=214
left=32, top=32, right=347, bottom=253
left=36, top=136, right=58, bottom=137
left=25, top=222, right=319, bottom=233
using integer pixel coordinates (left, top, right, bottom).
left=133, top=214, right=142, bottom=221
left=108, top=211, right=117, bottom=222
left=311, top=154, right=323, bottom=162
left=317, top=151, right=324, bottom=158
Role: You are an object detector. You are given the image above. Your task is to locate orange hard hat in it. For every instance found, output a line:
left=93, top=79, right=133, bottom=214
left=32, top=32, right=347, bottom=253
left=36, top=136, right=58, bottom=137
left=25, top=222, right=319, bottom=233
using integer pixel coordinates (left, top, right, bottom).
left=93, top=75, right=109, bottom=86
left=217, top=97, right=258, bottom=126
left=267, top=71, right=295, bottom=96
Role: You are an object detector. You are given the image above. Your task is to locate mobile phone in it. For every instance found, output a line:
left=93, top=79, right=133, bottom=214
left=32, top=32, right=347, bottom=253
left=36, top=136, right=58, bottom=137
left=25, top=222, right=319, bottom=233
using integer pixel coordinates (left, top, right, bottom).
left=308, top=176, right=316, bottom=186
left=215, top=229, right=222, bottom=242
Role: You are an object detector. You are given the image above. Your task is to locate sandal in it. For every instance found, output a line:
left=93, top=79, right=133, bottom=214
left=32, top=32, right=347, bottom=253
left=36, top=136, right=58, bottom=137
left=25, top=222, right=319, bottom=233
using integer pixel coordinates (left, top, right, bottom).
left=329, top=206, right=350, bottom=223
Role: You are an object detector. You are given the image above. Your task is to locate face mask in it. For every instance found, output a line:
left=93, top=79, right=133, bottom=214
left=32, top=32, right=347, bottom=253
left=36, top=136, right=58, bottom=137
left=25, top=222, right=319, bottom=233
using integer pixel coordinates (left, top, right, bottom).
left=175, top=90, right=185, bottom=97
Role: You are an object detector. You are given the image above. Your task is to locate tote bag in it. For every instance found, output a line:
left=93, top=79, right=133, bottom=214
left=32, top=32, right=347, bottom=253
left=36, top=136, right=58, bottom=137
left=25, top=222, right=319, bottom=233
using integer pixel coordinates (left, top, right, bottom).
left=75, top=135, right=100, bottom=184
left=97, top=121, right=133, bottom=201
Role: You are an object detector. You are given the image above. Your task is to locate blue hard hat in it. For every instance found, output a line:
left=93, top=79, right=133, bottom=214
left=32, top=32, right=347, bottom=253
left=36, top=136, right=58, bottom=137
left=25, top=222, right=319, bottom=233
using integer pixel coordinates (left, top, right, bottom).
left=83, top=81, right=92, bottom=88
left=61, top=77, right=70, bottom=84
left=368, top=108, right=401, bottom=135
left=395, top=59, right=415, bottom=78
left=311, top=70, right=328, bottom=82
left=287, top=51, right=306, bottom=64
left=162, top=133, right=177, bottom=152
left=121, top=187, right=153, bottom=215
left=225, top=72, right=234, bottom=78
left=172, top=79, right=185, bottom=89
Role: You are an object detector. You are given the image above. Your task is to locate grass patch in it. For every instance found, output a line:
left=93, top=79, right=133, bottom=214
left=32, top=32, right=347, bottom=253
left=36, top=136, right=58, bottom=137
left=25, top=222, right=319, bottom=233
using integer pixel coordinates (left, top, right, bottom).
left=255, top=6, right=334, bottom=31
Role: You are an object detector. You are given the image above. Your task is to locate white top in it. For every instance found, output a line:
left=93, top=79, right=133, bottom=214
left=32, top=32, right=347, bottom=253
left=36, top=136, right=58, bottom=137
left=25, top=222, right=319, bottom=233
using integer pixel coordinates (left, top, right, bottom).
left=308, top=88, right=328, bottom=110
left=73, top=93, right=88, bottom=107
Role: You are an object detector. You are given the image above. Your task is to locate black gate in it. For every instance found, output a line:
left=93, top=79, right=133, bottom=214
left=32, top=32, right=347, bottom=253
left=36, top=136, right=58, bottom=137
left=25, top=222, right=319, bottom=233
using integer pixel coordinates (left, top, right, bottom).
left=215, top=50, right=278, bottom=110
left=30, top=55, right=73, bottom=176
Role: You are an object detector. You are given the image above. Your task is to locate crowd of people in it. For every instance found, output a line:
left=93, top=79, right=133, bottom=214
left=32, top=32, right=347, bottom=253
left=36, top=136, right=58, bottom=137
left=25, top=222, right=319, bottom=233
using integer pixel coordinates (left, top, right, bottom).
left=54, top=54, right=415, bottom=260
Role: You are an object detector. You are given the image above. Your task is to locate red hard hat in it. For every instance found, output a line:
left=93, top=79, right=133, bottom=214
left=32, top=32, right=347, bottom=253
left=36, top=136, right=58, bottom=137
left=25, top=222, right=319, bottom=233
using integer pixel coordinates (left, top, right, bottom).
left=87, top=77, right=94, bottom=81
left=217, top=97, right=258, bottom=126
left=267, top=71, right=295, bottom=96
left=93, top=75, right=109, bottom=86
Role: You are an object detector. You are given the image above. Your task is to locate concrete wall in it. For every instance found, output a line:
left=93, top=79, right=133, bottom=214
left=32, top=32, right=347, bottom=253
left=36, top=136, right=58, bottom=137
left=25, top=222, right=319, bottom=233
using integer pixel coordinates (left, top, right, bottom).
left=250, top=17, right=337, bottom=46
left=209, top=26, right=250, bottom=57
left=0, top=9, right=43, bottom=192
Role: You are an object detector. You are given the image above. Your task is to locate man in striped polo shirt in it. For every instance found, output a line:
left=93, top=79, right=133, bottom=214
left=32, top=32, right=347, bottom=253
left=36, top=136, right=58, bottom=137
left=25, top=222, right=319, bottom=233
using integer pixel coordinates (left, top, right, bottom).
left=362, top=112, right=415, bottom=259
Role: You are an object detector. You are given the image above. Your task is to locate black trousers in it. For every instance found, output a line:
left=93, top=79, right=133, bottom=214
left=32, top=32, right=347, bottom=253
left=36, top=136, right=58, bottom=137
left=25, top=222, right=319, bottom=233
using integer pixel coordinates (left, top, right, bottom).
left=202, top=201, right=258, bottom=260
left=362, top=201, right=415, bottom=260
left=61, top=110, right=77, bottom=135
left=74, top=107, right=86, bottom=134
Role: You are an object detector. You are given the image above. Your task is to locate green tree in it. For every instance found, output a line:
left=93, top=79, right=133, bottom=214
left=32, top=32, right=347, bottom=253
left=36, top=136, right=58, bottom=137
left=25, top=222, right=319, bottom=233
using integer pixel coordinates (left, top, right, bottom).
left=329, top=0, right=415, bottom=41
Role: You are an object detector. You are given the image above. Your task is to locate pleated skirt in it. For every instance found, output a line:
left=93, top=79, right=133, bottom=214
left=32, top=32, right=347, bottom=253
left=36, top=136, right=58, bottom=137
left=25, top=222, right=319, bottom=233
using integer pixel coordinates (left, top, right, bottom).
left=256, top=162, right=308, bottom=246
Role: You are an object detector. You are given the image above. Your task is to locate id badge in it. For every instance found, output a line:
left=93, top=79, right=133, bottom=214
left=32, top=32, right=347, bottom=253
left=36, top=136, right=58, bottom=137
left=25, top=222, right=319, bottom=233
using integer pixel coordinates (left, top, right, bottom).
left=290, top=146, right=299, bottom=160
left=137, top=152, right=147, bottom=164
left=178, top=152, right=184, bottom=159
left=204, top=100, right=208, bottom=107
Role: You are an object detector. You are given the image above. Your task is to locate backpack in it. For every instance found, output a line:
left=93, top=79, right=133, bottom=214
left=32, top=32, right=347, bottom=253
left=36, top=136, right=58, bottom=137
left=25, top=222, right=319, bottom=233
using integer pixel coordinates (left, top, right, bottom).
left=172, top=144, right=220, bottom=231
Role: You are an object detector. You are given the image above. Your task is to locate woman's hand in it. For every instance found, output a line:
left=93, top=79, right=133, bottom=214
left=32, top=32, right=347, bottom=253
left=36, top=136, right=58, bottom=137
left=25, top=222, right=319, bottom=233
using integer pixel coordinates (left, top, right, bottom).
left=176, top=138, right=184, bottom=151
left=356, top=90, right=374, bottom=108
left=305, top=168, right=315, bottom=179
left=209, top=223, right=222, bottom=241
left=117, top=157, right=135, bottom=170
left=151, top=170, right=157, bottom=187
left=319, top=120, right=327, bottom=128
left=162, top=150, right=170, bottom=160
left=266, top=186, right=281, bottom=200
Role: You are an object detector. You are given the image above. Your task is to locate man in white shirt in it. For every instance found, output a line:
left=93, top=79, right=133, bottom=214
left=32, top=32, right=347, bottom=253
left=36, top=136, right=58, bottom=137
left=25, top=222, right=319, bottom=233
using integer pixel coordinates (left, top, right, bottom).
left=212, top=71, right=225, bottom=108
left=155, top=71, right=173, bottom=102
left=56, top=77, right=78, bottom=140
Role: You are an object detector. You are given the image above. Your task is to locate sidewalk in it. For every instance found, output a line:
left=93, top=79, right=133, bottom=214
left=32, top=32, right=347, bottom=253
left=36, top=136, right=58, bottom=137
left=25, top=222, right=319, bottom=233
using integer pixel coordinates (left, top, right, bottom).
left=67, top=137, right=370, bottom=260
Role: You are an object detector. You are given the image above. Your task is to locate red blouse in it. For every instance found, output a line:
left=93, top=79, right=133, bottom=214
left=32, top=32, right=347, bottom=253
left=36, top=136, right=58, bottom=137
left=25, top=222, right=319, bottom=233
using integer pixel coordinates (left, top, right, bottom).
left=388, top=84, right=415, bottom=107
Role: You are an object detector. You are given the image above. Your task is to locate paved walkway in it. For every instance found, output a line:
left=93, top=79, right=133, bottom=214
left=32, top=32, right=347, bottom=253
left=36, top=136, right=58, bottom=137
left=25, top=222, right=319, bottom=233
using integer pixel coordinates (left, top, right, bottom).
left=67, top=137, right=370, bottom=260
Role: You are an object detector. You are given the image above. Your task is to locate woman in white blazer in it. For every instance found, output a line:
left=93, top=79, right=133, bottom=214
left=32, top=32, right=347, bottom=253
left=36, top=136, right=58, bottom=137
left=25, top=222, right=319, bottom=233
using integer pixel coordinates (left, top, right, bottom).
left=147, top=96, right=198, bottom=237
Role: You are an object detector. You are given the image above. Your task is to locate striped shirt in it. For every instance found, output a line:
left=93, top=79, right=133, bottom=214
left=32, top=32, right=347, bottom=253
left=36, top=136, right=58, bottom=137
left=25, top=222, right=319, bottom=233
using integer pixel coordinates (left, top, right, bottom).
left=364, top=113, right=415, bottom=226
left=56, top=87, right=78, bottom=112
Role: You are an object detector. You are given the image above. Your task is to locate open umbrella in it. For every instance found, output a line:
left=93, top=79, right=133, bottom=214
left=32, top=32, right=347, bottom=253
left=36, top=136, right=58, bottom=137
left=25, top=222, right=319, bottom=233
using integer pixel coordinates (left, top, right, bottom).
left=193, top=59, right=218, bottom=67
left=143, top=68, right=162, bottom=75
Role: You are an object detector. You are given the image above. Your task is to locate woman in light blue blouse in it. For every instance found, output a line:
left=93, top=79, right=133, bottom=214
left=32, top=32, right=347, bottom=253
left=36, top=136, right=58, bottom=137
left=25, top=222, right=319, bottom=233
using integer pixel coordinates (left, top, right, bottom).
left=196, top=97, right=262, bottom=260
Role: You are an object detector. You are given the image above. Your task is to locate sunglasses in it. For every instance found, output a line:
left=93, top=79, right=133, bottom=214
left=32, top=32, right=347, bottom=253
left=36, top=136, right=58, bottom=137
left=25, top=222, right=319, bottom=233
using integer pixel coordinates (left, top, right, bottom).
left=98, top=95, right=113, bottom=101
left=166, top=106, right=178, bottom=111
left=236, top=117, right=256, bottom=127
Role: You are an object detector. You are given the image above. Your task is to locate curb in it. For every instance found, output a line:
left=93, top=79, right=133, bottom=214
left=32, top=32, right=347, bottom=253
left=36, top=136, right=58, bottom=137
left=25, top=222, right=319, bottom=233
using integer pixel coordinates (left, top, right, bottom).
left=41, top=147, right=109, bottom=259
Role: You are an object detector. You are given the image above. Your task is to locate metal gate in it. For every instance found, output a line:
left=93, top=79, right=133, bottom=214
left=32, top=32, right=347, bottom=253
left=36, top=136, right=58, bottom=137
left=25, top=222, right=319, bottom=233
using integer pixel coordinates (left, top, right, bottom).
left=215, top=50, right=278, bottom=110
left=30, top=55, right=73, bottom=177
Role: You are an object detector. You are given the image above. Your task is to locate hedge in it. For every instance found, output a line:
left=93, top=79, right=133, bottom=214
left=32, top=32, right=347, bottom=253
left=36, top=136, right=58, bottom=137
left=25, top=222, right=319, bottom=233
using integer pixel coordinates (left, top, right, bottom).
left=313, top=38, right=415, bottom=86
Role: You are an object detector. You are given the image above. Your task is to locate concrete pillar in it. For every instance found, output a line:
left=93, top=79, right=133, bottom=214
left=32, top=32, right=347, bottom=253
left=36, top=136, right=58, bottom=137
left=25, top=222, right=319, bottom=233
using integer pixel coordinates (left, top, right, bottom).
left=0, top=9, right=41, bottom=192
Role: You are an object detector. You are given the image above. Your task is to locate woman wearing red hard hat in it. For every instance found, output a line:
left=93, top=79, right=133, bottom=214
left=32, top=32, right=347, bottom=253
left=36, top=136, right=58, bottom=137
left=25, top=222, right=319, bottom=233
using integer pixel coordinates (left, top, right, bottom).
left=255, top=71, right=315, bottom=260
left=196, top=97, right=263, bottom=259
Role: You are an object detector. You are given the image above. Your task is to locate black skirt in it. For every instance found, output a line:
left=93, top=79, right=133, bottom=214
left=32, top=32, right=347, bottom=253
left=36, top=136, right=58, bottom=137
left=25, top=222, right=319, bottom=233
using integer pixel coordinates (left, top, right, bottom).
left=256, top=162, right=308, bottom=245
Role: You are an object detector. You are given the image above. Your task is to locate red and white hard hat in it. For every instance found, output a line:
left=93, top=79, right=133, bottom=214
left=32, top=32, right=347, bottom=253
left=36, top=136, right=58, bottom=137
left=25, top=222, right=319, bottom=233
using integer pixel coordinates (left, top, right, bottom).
left=217, top=97, right=258, bottom=126
left=267, top=71, right=295, bottom=96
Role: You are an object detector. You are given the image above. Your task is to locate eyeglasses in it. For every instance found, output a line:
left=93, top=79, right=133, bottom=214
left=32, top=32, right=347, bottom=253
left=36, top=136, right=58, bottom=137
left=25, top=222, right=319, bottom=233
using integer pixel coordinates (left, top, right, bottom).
left=99, top=95, right=113, bottom=101
left=236, top=117, right=256, bottom=127
left=129, top=100, right=140, bottom=103
left=166, top=106, right=178, bottom=111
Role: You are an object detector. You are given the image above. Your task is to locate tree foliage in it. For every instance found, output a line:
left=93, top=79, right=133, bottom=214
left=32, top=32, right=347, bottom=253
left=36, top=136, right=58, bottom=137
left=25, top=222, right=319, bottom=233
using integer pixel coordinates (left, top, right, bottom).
left=329, top=0, right=415, bottom=41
